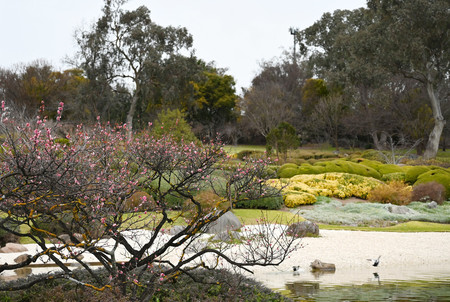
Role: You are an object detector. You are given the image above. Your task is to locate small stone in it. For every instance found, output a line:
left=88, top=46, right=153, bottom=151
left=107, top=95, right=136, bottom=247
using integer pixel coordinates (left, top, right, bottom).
left=14, top=254, right=30, bottom=264
left=286, top=221, right=319, bottom=237
left=310, top=259, right=336, bottom=271
left=427, top=201, right=438, bottom=209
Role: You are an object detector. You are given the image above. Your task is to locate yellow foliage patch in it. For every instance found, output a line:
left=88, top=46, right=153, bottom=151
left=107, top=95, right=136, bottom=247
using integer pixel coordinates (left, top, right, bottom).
left=270, top=173, right=383, bottom=207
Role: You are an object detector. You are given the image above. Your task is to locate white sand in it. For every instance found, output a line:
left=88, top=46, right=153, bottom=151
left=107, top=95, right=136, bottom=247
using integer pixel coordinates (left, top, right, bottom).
left=248, top=230, right=450, bottom=288
left=2, top=229, right=450, bottom=288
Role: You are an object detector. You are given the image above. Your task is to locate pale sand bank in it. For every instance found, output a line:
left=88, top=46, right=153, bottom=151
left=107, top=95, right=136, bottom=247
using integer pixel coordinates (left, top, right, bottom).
left=249, top=230, right=450, bottom=288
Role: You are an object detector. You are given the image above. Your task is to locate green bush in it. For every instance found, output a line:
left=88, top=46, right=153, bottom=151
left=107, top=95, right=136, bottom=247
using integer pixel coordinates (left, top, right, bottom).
left=377, top=164, right=406, bottom=175
left=405, top=166, right=432, bottom=184
left=414, top=170, right=450, bottom=198
left=381, top=172, right=406, bottom=182
left=277, top=167, right=299, bottom=178
left=234, top=196, right=284, bottom=210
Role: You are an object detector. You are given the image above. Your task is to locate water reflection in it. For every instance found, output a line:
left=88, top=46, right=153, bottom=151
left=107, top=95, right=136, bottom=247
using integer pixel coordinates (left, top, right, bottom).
left=283, top=268, right=450, bottom=302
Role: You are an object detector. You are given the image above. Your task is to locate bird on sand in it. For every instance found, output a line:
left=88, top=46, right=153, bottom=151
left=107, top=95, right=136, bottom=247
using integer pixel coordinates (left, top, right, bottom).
left=367, top=255, right=381, bottom=267
left=292, top=266, right=300, bottom=272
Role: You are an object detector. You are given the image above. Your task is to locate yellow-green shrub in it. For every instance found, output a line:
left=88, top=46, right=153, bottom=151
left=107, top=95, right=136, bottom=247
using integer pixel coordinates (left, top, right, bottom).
left=405, top=166, right=432, bottom=183
left=414, top=170, right=450, bottom=198
left=284, top=192, right=317, bottom=207
left=271, top=173, right=382, bottom=202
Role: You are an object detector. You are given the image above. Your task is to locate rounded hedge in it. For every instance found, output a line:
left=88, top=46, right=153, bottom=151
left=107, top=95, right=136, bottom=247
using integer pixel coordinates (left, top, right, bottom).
left=405, top=166, right=432, bottom=184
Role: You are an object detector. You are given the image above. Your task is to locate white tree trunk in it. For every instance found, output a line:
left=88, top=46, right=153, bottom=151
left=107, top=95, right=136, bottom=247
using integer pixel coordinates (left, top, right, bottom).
left=423, top=81, right=445, bottom=159
left=126, top=94, right=139, bottom=141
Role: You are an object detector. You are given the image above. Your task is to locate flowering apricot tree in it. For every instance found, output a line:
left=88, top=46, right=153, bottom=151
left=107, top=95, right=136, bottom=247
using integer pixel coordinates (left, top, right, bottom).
left=0, top=102, right=298, bottom=300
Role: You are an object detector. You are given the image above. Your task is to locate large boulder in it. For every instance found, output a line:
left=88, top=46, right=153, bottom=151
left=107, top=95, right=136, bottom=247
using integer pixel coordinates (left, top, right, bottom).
left=310, top=259, right=336, bottom=271
left=203, top=212, right=242, bottom=234
left=286, top=221, right=319, bottom=237
left=0, top=243, right=28, bottom=253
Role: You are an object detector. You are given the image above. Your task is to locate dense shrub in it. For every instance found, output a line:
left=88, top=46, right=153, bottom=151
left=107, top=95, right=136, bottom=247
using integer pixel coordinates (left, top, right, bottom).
left=414, top=170, right=450, bottom=198
left=0, top=268, right=290, bottom=302
left=235, top=196, right=284, bottom=210
left=271, top=173, right=382, bottom=203
left=381, top=172, right=406, bottom=182
left=405, top=166, right=432, bottom=183
left=411, top=182, right=446, bottom=205
left=377, top=164, right=406, bottom=175
left=284, top=192, right=317, bottom=207
left=368, top=181, right=412, bottom=205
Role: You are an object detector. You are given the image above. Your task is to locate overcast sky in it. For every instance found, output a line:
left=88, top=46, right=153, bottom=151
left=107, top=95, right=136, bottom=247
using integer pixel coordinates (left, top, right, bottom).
left=0, top=0, right=366, bottom=91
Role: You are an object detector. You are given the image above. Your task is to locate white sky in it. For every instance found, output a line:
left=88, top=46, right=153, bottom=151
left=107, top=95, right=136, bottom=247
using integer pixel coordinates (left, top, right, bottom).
left=0, top=0, right=366, bottom=91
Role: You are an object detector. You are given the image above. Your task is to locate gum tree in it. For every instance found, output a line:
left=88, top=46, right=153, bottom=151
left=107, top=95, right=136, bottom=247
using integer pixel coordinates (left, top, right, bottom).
left=0, top=102, right=298, bottom=300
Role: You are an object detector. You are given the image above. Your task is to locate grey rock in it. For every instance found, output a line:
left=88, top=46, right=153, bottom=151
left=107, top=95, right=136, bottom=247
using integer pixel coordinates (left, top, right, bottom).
left=310, top=259, right=336, bottom=271
left=286, top=221, right=319, bottom=237
left=387, top=204, right=415, bottom=215
left=204, top=212, right=242, bottom=234
left=427, top=201, right=438, bottom=209
left=169, top=225, right=185, bottom=236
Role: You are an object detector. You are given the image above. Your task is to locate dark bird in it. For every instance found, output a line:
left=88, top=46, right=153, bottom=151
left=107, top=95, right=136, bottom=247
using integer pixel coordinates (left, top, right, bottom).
left=292, top=266, right=300, bottom=272
left=367, top=256, right=381, bottom=267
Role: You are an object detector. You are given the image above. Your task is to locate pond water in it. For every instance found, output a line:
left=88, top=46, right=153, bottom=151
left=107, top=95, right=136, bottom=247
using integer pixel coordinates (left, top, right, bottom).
left=271, top=265, right=450, bottom=301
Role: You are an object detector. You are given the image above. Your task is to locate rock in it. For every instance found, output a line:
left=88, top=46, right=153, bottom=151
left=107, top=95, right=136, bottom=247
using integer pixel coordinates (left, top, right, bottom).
left=212, top=231, right=241, bottom=242
left=310, top=259, right=336, bottom=271
left=169, top=225, right=185, bottom=236
left=286, top=221, right=319, bottom=237
left=0, top=243, right=28, bottom=253
left=203, top=212, right=242, bottom=234
left=14, top=254, right=30, bottom=264
left=387, top=204, right=415, bottom=215
left=427, top=201, right=438, bottom=209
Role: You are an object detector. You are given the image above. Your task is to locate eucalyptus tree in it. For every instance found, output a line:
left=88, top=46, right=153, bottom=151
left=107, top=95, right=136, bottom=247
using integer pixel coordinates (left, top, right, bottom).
left=366, top=0, right=449, bottom=159
left=298, top=1, right=449, bottom=158
left=76, top=0, right=197, bottom=138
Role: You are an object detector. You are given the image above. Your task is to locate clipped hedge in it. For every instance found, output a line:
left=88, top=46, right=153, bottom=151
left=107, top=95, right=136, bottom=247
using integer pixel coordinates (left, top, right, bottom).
left=405, top=166, right=432, bottom=183
left=381, top=172, right=406, bottom=182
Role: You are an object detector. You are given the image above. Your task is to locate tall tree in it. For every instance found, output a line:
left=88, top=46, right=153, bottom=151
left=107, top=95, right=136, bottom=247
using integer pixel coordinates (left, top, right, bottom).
left=76, top=0, right=195, bottom=138
left=241, top=55, right=305, bottom=140
left=367, top=0, right=450, bottom=159
left=190, top=70, right=238, bottom=139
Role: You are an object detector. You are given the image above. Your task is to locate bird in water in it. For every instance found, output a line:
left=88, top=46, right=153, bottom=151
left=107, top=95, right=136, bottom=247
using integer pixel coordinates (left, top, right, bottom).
left=367, top=255, right=381, bottom=267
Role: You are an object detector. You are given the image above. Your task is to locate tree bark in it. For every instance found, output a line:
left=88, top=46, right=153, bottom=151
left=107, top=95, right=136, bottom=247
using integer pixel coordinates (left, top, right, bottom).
left=126, top=94, right=138, bottom=141
left=423, top=81, right=445, bottom=160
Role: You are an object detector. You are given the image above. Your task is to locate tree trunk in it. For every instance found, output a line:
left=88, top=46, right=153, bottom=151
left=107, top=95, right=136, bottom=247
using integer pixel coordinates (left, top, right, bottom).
left=423, top=81, right=445, bottom=159
left=126, top=94, right=139, bottom=141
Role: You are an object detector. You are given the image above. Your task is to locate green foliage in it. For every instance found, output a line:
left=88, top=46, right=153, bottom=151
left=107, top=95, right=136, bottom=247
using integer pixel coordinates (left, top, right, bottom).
left=381, top=172, right=406, bottom=182
left=414, top=170, right=450, bottom=198
left=235, top=196, right=284, bottom=210
left=266, top=122, right=300, bottom=161
left=190, top=70, right=238, bottom=136
left=405, top=165, right=432, bottom=183
left=151, top=108, right=198, bottom=143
